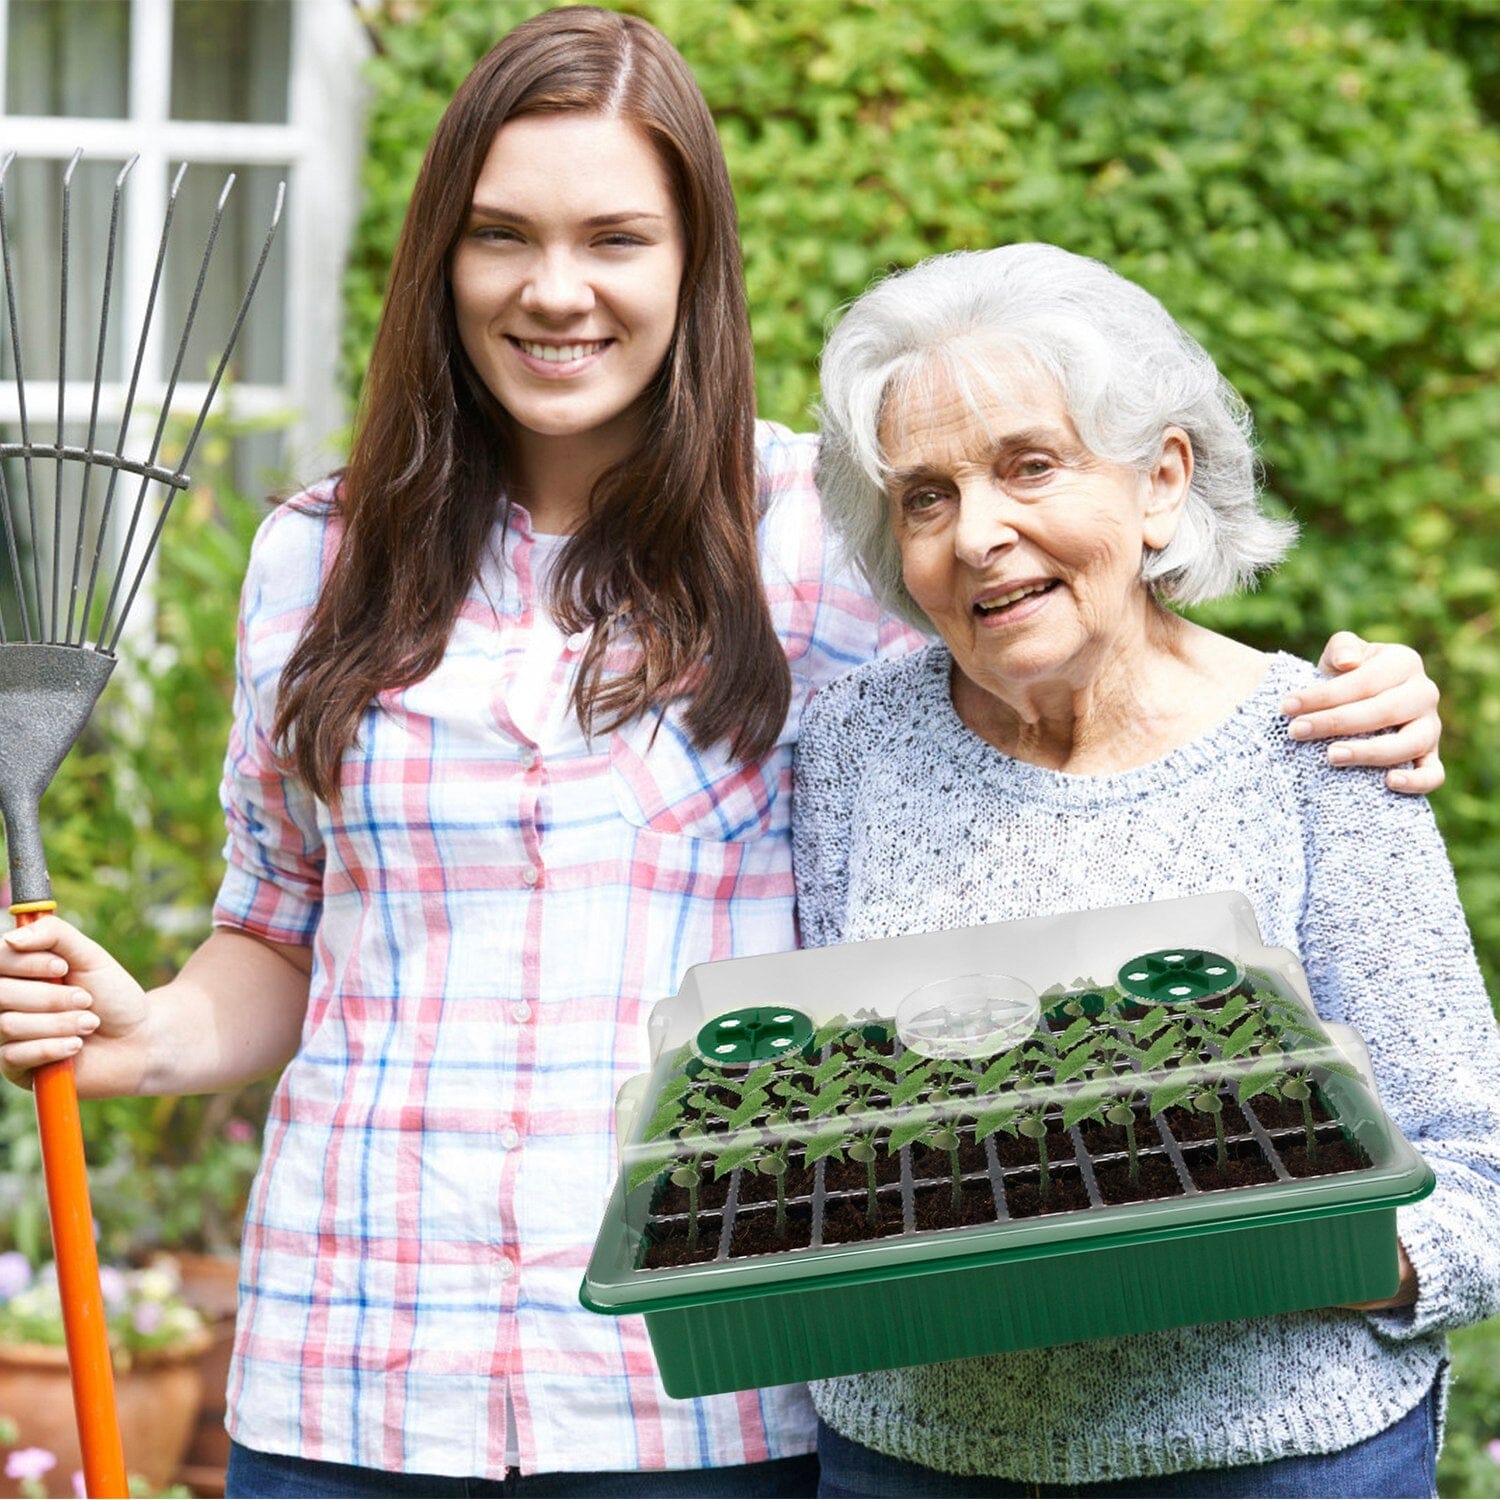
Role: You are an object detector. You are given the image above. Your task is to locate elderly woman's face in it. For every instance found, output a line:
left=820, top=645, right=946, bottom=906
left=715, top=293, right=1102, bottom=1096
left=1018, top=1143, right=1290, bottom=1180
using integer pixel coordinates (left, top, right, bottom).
left=884, top=366, right=1188, bottom=697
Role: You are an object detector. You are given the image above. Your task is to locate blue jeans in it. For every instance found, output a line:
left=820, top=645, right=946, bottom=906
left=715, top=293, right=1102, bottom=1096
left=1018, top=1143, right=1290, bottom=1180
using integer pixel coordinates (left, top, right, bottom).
left=816, top=1384, right=1439, bottom=1499
left=226, top=1440, right=819, bottom=1498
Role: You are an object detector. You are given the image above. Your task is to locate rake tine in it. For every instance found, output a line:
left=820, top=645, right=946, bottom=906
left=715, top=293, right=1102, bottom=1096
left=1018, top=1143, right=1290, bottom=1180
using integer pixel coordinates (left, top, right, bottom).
left=51, top=149, right=84, bottom=643
left=78, top=161, right=185, bottom=651
left=99, top=171, right=233, bottom=654
left=66, top=156, right=136, bottom=647
left=106, top=176, right=285, bottom=655
left=173, top=179, right=285, bottom=478
left=0, top=152, right=42, bottom=640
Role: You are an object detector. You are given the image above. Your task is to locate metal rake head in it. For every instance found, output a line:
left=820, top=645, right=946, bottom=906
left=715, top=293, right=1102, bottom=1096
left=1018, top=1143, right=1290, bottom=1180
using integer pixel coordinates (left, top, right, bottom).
left=0, top=151, right=283, bottom=905
left=0, top=149, right=285, bottom=656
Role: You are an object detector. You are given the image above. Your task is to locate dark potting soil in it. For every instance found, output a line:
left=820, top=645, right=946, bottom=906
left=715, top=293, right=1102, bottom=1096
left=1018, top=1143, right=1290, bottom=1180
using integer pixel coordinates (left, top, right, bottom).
left=1092, top=1149, right=1186, bottom=1206
left=652, top=1175, right=730, bottom=1217
left=644, top=1214, right=723, bottom=1268
left=822, top=1146, right=903, bottom=1193
left=1277, top=1133, right=1370, bottom=1178
left=737, top=1163, right=816, bottom=1205
left=992, top=1127, right=1071, bottom=1171
left=1077, top=1114, right=1163, bottom=1157
left=1181, top=1138, right=1278, bottom=1192
left=912, top=1178, right=1002, bottom=1230
left=820, top=1189, right=907, bottom=1244
left=1161, top=1100, right=1257, bottom=1143
left=910, top=1136, right=989, bottom=1179
left=1246, top=1091, right=1334, bottom=1132
left=727, top=1201, right=814, bottom=1258
left=1003, top=1167, right=1092, bottom=1219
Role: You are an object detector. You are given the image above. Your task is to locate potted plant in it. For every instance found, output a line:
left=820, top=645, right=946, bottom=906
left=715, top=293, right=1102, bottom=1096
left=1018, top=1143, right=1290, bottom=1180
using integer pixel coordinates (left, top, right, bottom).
left=582, top=894, right=1434, bottom=1397
left=0, top=1256, right=208, bottom=1498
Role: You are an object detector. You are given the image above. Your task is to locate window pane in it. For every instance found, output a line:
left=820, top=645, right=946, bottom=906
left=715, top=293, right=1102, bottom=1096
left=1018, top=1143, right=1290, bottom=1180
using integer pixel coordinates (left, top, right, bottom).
left=5, top=0, right=130, bottom=118
left=0, top=157, right=132, bottom=385
left=163, top=162, right=286, bottom=389
left=170, top=0, right=291, bottom=124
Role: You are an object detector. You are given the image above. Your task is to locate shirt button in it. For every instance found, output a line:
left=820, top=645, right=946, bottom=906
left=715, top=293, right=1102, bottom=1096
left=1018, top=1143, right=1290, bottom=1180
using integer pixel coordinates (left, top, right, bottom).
left=566, top=630, right=588, bottom=651
left=512, top=1001, right=532, bottom=1023
left=521, top=864, right=539, bottom=886
left=500, top=1126, right=520, bottom=1150
left=497, top=1258, right=515, bottom=1282
left=523, top=749, right=540, bottom=772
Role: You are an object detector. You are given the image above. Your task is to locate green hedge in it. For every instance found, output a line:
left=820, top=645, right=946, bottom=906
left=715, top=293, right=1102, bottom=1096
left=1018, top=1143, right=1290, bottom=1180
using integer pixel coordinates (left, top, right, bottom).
left=350, top=0, right=1500, bottom=999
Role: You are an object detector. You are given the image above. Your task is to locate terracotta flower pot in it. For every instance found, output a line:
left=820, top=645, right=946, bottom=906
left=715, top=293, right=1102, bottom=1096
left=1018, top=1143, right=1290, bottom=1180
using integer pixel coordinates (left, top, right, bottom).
left=0, top=1338, right=205, bottom=1499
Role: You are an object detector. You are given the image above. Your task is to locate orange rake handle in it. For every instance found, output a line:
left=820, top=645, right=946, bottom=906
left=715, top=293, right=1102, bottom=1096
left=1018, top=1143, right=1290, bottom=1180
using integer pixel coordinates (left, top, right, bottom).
left=15, top=903, right=129, bottom=1499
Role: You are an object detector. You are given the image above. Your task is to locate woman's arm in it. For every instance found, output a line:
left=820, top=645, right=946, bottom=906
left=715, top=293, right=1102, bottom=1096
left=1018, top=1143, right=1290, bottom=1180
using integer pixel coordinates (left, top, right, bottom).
left=0, top=916, right=309, bottom=1097
left=1289, top=632, right=1443, bottom=793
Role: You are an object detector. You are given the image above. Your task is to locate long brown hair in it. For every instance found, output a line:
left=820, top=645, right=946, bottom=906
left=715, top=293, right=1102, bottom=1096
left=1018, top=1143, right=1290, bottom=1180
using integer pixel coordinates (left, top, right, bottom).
left=274, top=6, right=789, bottom=802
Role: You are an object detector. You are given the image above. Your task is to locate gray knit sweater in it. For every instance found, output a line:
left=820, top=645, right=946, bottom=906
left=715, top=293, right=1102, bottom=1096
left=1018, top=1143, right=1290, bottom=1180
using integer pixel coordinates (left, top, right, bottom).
left=791, top=644, right=1500, bottom=1485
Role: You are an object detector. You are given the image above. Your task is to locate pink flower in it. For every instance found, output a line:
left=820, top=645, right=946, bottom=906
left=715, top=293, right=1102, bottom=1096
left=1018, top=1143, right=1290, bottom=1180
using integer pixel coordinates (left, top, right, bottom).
left=4, top=1448, right=57, bottom=1482
left=131, top=1300, right=163, bottom=1335
left=224, top=1118, right=255, bottom=1144
left=0, top=1251, right=31, bottom=1301
left=71, top=1470, right=85, bottom=1498
left=98, top=1265, right=128, bottom=1310
left=1487, top=1437, right=1500, bottom=1466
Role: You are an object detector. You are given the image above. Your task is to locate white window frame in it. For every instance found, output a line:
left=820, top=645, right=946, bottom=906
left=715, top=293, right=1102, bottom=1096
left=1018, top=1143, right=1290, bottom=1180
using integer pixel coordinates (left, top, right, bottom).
left=0, top=0, right=369, bottom=482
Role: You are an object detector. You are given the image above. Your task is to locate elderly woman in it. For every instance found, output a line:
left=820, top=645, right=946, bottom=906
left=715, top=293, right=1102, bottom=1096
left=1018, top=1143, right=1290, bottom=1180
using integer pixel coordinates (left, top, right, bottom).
left=794, top=244, right=1500, bottom=1500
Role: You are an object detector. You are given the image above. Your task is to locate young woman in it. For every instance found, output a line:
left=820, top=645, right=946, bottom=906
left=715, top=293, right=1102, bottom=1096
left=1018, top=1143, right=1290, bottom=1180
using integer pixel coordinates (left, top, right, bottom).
left=0, top=9, right=1444, bottom=1498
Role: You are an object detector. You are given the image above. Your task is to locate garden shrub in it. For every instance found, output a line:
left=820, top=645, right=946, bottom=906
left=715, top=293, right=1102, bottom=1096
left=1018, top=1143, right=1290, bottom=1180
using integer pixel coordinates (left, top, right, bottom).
left=350, top=0, right=1500, bottom=997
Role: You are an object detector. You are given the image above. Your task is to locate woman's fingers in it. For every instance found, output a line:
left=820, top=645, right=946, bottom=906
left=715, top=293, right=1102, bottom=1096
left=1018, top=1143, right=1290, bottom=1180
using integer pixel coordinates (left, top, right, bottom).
left=1, top=1033, right=87, bottom=1085
left=0, top=999, right=98, bottom=1041
left=1, top=913, right=113, bottom=975
left=1284, top=635, right=1443, bottom=793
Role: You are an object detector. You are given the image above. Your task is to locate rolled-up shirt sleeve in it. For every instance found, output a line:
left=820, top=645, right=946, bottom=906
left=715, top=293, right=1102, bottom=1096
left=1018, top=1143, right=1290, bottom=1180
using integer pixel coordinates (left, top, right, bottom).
left=212, top=499, right=330, bottom=946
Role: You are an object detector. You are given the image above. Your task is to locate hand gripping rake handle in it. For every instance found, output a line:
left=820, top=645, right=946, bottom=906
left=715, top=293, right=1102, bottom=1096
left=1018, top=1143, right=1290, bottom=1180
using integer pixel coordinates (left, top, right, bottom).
left=19, top=909, right=130, bottom=1500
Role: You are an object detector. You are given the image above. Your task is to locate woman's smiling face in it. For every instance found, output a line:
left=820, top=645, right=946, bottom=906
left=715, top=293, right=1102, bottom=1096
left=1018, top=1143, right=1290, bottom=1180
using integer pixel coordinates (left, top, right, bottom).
left=884, top=361, right=1190, bottom=700
left=449, top=112, right=686, bottom=464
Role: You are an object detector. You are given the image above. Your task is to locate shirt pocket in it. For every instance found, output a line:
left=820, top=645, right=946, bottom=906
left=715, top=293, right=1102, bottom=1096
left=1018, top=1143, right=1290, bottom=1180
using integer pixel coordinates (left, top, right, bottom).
left=609, top=708, right=788, bottom=842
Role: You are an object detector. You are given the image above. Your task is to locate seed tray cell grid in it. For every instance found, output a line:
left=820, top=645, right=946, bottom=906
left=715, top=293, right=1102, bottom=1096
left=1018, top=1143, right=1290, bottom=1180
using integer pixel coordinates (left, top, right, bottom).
left=637, top=989, right=1368, bottom=1269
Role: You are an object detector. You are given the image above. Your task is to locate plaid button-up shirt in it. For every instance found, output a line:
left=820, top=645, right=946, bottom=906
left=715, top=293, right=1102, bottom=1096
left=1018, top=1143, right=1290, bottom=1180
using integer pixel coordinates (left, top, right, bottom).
left=214, top=423, right=919, bottom=1478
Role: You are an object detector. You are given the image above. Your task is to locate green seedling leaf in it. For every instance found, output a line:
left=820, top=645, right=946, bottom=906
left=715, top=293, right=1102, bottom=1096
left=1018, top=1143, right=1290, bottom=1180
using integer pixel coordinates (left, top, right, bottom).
left=1053, top=1016, right=1094, bottom=1052
left=806, top=1077, right=854, bottom=1117
left=1017, top=1114, right=1047, bottom=1140
left=642, top=1096, right=689, bottom=1143
left=1234, top=1058, right=1287, bottom=1105
left=974, top=1100, right=1020, bottom=1144
left=1062, top=1078, right=1113, bottom=1130
left=1105, top=1102, right=1134, bottom=1127
left=1131, top=1025, right=1185, bottom=1073
left=1317, top=1056, right=1363, bottom=1084
left=627, top=1142, right=681, bottom=1193
left=727, top=1089, right=770, bottom=1130
left=889, top=1062, right=935, bottom=1109
left=812, top=1053, right=850, bottom=1090
left=1217, top=1018, right=1264, bottom=1062
left=1193, top=1090, right=1224, bottom=1114
left=975, top=1050, right=1021, bottom=1094
left=890, top=1048, right=931, bottom=1077
left=1148, top=1077, right=1198, bottom=1116
left=847, top=1140, right=876, bottom=1163
left=1052, top=1044, right=1098, bottom=1085
left=1281, top=1076, right=1312, bottom=1100
left=711, top=1132, right=764, bottom=1178
left=886, top=1105, right=937, bottom=1153
left=740, top=1063, right=778, bottom=1094
left=801, top=1128, right=847, bottom=1168
left=1215, top=992, right=1249, bottom=1029
left=1129, top=1005, right=1172, bottom=1040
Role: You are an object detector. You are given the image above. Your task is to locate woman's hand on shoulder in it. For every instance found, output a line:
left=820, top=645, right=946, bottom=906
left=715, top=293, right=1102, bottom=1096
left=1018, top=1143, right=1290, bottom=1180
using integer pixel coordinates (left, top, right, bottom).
left=1283, top=632, right=1443, bottom=794
left=0, top=915, right=148, bottom=1091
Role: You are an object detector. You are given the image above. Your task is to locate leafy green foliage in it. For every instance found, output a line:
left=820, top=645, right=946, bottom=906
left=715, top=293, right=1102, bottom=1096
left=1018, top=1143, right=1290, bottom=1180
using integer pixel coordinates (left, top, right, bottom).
left=351, top=0, right=1500, bottom=1002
